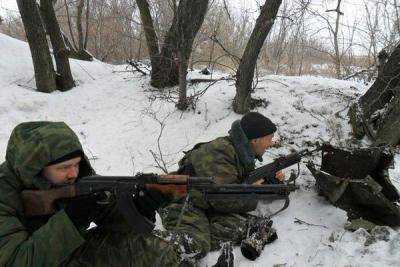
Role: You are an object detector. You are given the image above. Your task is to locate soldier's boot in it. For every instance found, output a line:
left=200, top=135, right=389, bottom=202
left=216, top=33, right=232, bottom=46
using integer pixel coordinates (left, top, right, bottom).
left=240, top=217, right=278, bottom=261
left=212, top=242, right=234, bottom=267
left=153, top=230, right=202, bottom=267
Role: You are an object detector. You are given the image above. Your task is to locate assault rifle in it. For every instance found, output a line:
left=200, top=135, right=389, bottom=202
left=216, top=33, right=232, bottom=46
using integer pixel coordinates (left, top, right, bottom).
left=245, top=145, right=324, bottom=185
left=21, top=174, right=298, bottom=218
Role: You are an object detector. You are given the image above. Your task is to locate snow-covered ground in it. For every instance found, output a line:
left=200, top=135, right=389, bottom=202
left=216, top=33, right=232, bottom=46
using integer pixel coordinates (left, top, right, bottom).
left=1, top=33, right=399, bottom=266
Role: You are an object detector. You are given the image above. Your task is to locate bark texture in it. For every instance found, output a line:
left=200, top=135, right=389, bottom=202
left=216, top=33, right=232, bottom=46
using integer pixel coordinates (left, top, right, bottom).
left=16, top=0, right=56, bottom=93
left=233, top=0, right=282, bottom=114
left=136, top=0, right=209, bottom=89
left=40, top=0, right=75, bottom=91
left=348, top=43, right=400, bottom=145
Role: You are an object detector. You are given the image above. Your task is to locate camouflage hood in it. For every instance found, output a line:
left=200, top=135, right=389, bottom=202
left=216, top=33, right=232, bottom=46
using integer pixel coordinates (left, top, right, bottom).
left=3, top=121, right=93, bottom=190
left=229, top=120, right=261, bottom=173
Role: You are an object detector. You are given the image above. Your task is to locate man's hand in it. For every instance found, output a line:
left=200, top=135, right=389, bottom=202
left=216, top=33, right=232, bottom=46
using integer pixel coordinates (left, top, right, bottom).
left=252, top=179, right=264, bottom=185
left=133, top=187, right=171, bottom=220
left=275, top=171, right=285, bottom=182
left=64, top=193, right=106, bottom=229
left=252, top=171, right=285, bottom=185
left=116, top=187, right=172, bottom=234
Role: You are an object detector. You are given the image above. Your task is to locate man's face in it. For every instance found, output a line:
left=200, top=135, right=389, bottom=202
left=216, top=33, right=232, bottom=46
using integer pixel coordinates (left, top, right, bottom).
left=250, top=134, right=274, bottom=157
left=42, top=156, right=81, bottom=185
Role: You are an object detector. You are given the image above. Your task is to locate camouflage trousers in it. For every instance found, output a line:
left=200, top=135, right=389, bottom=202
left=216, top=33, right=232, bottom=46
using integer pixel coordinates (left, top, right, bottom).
left=159, top=202, right=251, bottom=254
left=62, top=206, right=182, bottom=267
left=63, top=227, right=180, bottom=267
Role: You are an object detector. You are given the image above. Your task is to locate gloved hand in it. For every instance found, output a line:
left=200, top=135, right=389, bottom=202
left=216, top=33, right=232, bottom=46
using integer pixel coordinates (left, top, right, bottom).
left=64, top=192, right=107, bottom=229
left=116, top=186, right=171, bottom=234
left=240, top=218, right=278, bottom=261
left=133, top=187, right=171, bottom=220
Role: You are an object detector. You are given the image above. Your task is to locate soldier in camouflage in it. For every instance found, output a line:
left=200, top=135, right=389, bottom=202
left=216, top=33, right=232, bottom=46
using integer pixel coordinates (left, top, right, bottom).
left=0, top=121, right=197, bottom=266
left=159, top=112, right=283, bottom=263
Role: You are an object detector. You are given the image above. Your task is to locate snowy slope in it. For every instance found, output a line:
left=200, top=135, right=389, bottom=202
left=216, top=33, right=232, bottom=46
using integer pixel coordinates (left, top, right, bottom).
left=1, top=33, right=399, bottom=266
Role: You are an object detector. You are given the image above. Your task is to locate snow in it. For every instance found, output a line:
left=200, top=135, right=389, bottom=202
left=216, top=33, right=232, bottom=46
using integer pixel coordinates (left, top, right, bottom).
left=0, top=33, right=399, bottom=266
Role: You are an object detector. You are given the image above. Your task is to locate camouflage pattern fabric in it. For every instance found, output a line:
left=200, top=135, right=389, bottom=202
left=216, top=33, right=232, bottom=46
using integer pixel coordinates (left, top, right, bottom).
left=208, top=213, right=249, bottom=250
left=158, top=202, right=211, bottom=258
left=180, top=136, right=257, bottom=212
left=0, top=121, right=182, bottom=266
left=159, top=202, right=249, bottom=252
left=160, top=120, right=262, bottom=253
left=64, top=206, right=181, bottom=267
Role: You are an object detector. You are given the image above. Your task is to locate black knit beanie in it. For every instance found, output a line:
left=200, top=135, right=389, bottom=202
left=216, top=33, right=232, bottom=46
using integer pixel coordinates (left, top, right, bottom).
left=240, top=112, right=277, bottom=140
left=47, top=150, right=83, bottom=166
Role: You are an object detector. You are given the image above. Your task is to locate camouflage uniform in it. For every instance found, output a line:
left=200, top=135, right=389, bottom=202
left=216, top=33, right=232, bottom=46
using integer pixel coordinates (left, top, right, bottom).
left=0, top=121, right=183, bottom=266
left=160, top=120, right=260, bottom=251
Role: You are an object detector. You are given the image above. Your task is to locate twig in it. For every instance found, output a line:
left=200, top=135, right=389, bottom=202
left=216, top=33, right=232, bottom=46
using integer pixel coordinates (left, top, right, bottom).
left=343, top=65, right=376, bottom=80
left=126, top=59, right=148, bottom=76
left=16, top=84, right=37, bottom=90
left=144, top=110, right=175, bottom=173
left=112, top=70, right=133, bottom=73
left=262, top=78, right=289, bottom=87
left=294, top=217, right=328, bottom=229
left=208, top=35, right=241, bottom=64
left=76, top=62, right=96, bottom=80
left=222, top=0, right=232, bottom=21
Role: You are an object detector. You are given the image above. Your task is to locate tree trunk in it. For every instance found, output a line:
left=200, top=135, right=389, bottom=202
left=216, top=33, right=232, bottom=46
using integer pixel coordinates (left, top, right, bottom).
left=177, top=51, right=188, bottom=110
left=175, top=0, right=209, bottom=110
left=348, top=43, right=400, bottom=145
left=233, top=0, right=282, bottom=114
left=135, top=0, right=161, bottom=81
left=16, top=0, right=56, bottom=93
left=136, top=0, right=208, bottom=89
left=63, top=0, right=92, bottom=61
left=77, top=0, right=85, bottom=51
left=151, top=21, right=180, bottom=88
left=333, top=0, right=343, bottom=79
left=40, top=0, right=75, bottom=91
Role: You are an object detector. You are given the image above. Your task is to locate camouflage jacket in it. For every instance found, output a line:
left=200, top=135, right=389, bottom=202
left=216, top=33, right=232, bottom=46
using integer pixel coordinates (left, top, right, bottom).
left=0, top=122, right=96, bottom=266
left=179, top=120, right=261, bottom=214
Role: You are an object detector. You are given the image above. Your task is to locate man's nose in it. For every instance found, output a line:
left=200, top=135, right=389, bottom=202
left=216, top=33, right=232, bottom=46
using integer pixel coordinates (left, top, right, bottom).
left=67, top=166, right=79, bottom=178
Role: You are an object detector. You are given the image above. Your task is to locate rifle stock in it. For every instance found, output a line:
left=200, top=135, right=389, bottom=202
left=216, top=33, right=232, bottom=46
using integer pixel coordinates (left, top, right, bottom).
left=21, top=185, right=76, bottom=217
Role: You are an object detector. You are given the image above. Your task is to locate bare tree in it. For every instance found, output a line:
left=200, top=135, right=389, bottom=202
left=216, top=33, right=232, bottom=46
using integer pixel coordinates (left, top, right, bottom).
left=233, top=0, right=283, bottom=114
left=326, top=0, right=343, bottom=78
left=16, top=0, right=57, bottom=93
left=40, top=0, right=75, bottom=90
left=75, top=0, right=93, bottom=60
left=136, top=0, right=209, bottom=89
left=175, top=0, right=209, bottom=110
left=271, top=1, right=289, bottom=75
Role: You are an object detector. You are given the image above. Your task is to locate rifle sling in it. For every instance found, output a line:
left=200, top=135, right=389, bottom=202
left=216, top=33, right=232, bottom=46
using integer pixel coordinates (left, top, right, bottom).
left=268, top=195, right=290, bottom=218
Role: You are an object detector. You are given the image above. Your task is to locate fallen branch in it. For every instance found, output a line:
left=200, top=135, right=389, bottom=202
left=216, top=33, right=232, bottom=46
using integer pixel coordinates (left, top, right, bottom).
left=188, top=77, right=234, bottom=84
left=343, top=65, right=376, bottom=80
left=294, top=217, right=328, bottom=229
left=126, top=59, right=148, bottom=76
left=16, top=84, right=37, bottom=90
left=263, top=78, right=289, bottom=87
left=112, top=70, right=132, bottom=73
